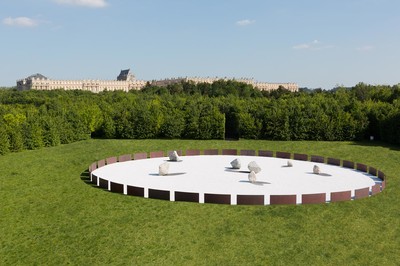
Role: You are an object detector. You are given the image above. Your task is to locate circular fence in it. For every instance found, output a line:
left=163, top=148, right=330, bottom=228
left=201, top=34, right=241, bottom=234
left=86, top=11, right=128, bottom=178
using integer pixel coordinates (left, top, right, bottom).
left=88, top=149, right=386, bottom=205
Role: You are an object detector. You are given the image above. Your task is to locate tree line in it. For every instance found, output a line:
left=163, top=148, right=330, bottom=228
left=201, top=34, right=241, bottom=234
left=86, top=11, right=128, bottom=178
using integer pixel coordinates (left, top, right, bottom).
left=0, top=81, right=399, bottom=155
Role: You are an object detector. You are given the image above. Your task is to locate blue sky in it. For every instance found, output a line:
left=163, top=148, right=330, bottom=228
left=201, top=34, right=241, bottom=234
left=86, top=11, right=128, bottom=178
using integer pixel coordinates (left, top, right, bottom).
left=1, top=0, right=399, bottom=89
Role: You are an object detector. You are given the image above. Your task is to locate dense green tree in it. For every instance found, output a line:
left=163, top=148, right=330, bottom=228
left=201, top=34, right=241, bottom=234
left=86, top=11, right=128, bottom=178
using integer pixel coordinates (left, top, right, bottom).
left=41, top=116, right=61, bottom=147
left=182, top=98, right=202, bottom=139
left=0, top=126, right=10, bottom=155
left=160, top=108, right=185, bottom=139
left=1, top=81, right=400, bottom=154
left=3, top=113, right=25, bottom=152
left=380, top=100, right=400, bottom=144
left=23, top=118, right=44, bottom=150
left=198, top=102, right=225, bottom=139
left=96, top=114, right=116, bottom=139
left=262, top=103, right=290, bottom=140
left=239, top=112, right=260, bottom=139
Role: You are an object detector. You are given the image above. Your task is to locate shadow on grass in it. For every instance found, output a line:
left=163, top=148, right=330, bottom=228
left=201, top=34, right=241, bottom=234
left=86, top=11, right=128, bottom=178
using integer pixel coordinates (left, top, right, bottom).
left=80, top=169, right=90, bottom=182
left=79, top=169, right=126, bottom=194
left=349, top=140, right=400, bottom=151
left=80, top=169, right=103, bottom=190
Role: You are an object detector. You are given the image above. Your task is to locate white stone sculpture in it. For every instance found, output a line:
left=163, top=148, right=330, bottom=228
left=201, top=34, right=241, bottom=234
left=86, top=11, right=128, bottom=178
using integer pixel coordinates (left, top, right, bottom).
left=230, top=158, right=241, bottom=169
left=248, top=161, right=261, bottom=174
left=287, top=160, right=293, bottom=167
left=248, top=171, right=257, bottom=183
left=169, top=150, right=180, bottom=161
left=313, top=165, right=320, bottom=174
left=159, top=162, right=170, bottom=176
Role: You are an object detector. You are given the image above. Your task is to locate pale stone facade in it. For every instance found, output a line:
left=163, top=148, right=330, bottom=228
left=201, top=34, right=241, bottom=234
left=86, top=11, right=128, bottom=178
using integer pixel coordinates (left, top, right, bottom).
left=17, top=70, right=146, bottom=93
left=152, top=77, right=298, bottom=92
left=17, top=69, right=298, bottom=93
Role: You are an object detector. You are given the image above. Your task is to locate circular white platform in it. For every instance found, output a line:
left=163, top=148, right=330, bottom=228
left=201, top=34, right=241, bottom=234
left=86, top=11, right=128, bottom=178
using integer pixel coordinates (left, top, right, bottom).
left=91, top=155, right=378, bottom=204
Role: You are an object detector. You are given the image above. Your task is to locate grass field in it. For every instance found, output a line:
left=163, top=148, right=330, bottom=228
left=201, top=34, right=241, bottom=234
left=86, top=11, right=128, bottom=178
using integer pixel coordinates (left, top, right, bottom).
left=1, top=139, right=399, bottom=265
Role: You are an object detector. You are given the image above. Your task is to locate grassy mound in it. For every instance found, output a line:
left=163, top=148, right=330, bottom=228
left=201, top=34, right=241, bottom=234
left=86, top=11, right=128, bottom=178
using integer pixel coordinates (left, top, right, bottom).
left=1, top=139, right=399, bottom=265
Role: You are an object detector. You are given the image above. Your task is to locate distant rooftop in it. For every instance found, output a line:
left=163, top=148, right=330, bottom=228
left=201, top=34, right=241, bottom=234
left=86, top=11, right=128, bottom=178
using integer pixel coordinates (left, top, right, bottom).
left=27, top=73, right=48, bottom=80
left=117, top=69, right=135, bottom=81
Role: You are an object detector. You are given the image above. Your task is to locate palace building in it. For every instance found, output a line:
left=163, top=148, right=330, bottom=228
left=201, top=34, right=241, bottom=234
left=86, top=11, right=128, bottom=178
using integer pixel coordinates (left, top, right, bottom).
left=17, top=69, right=298, bottom=93
left=16, top=69, right=146, bottom=93
left=152, top=77, right=298, bottom=92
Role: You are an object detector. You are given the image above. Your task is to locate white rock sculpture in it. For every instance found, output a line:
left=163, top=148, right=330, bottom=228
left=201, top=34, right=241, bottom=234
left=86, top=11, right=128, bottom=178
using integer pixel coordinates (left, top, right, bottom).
left=159, top=162, right=170, bottom=176
left=169, top=150, right=180, bottom=161
left=313, top=165, right=320, bottom=174
left=230, top=158, right=241, bottom=169
left=248, top=161, right=261, bottom=174
left=287, top=160, right=293, bottom=167
left=248, top=171, right=257, bottom=183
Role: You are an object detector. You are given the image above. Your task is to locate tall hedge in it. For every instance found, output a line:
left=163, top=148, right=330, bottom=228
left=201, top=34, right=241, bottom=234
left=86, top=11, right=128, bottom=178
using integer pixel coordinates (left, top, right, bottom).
left=0, top=82, right=400, bottom=156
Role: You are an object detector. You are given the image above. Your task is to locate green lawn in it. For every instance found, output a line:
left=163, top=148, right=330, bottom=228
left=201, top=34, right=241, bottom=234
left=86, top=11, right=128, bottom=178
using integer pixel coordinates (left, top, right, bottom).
left=1, top=139, right=399, bottom=265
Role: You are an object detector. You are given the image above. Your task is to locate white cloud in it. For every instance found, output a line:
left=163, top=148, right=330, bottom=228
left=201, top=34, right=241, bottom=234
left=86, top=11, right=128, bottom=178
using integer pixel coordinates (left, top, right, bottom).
left=54, top=0, right=108, bottom=8
left=3, top=17, right=39, bottom=27
left=293, top=43, right=311, bottom=50
left=293, top=40, right=333, bottom=50
left=236, top=19, right=255, bottom=27
left=356, top=45, right=374, bottom=52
